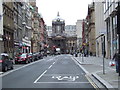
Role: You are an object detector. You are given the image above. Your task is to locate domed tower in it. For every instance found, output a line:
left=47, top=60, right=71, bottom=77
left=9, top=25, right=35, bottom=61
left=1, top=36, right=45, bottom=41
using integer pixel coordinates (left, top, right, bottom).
left=50, top=12, right=67, bottom=54
left=52, top=12, right=65, bottom=35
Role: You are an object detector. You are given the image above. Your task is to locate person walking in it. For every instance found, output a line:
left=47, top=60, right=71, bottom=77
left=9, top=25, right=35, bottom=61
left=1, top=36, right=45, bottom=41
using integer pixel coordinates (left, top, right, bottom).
left=112, top=50, right=120, bottom=76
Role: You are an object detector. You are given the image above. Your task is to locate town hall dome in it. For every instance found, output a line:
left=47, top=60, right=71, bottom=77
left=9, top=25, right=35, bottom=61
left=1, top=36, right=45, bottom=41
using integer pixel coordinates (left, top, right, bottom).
left=52, top=12, right=65, bottom=23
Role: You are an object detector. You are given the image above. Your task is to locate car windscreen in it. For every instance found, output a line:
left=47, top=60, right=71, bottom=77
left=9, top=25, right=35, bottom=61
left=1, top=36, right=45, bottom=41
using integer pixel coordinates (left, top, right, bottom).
left=20, top=54, right=26, bottom=58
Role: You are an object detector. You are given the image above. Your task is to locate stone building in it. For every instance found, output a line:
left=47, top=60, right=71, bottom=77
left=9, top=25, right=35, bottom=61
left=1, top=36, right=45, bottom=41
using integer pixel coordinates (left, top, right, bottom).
left=82, top=2, right=96, bottom=56
left=29, top=2, right=40, bottom=53
left=103, top=0, right=118, bottom=59
left=95, top=2, right=106, bottom=57
left=39, top=17, right=48, bottom=51
left=13, top=2, right=23, bottom=55
left=22, top=2, right=32, bottom=53
left=48, top=13, right=77, bottom=54
left=0, top=0, right=4, bottom=54
left=3, top=2, right=14, bottom=58
left=76, top=20, right=83, bottom=52
left=87, top=2, right=96, bottom=56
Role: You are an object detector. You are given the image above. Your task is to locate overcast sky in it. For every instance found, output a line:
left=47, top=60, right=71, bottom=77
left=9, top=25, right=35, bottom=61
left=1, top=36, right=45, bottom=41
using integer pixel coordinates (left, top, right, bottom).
left=36, top=0, right=93, bottom=26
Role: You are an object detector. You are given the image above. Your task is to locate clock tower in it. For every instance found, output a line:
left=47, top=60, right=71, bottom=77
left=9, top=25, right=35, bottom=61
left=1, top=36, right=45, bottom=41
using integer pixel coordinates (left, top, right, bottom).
left=49, top=12, right=67, bottom=54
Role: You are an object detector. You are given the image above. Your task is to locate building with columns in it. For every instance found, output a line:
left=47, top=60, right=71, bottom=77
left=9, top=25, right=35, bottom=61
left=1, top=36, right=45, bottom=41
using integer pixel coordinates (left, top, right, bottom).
left=48, top=13, right=77, bottom=54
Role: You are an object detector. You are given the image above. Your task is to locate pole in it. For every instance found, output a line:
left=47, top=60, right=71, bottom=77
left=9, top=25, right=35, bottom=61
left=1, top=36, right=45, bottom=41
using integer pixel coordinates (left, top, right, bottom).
left=117, top=0, right=120, bottom=53
left=117, top=1, right=120, bottom=76
left=82, top=53, right=84, bottom=62
left=102, top=35, right=105, bottom=74
left=103, top=55, right=105, bottom=74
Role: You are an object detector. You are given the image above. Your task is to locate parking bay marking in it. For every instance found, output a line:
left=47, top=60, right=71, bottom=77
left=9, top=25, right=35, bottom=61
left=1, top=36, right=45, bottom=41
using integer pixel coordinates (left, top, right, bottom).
left=34, top=61, right=56, bottom=83
left=34, top=70, right=48, bottom=83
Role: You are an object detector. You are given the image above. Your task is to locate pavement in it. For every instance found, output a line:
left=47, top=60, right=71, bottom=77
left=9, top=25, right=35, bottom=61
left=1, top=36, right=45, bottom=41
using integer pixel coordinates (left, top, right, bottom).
left=73, top=54, right=120, bottom=90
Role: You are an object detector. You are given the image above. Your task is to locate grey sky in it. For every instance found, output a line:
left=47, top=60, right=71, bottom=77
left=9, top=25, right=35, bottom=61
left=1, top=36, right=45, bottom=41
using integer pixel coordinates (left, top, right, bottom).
left=36, top=0, right=93, bottom=26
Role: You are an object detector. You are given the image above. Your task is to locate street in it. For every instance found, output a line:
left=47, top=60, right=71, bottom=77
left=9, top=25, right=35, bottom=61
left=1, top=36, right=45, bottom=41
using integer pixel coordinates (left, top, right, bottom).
left=1, top=55, right=95, bottom=89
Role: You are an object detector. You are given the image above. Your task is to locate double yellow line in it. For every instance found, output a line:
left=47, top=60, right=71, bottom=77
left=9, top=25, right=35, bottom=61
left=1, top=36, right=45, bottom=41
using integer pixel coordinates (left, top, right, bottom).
left=85, top=74, right=100, bottom=90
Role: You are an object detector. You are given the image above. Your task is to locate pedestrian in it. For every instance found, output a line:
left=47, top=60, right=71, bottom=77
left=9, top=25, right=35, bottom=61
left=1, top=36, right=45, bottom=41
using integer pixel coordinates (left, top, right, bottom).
left=112, top=50, right=120, bottom=76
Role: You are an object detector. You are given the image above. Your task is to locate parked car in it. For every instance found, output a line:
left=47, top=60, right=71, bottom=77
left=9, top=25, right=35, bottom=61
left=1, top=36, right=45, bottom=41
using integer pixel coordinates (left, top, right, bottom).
left=28, top=53, right=33, bottom=62
left=32, top=53, right=38, bottom=61
left=0, top=53, right=14, bottom=72
left=38, top=52, right=43, bottom=59
left=15, top=53, right=30, bottom=64
left=32, top=52, right=43, bottom=61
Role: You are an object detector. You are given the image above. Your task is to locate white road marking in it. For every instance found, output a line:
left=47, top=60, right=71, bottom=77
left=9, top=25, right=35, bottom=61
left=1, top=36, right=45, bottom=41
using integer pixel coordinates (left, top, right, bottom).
left=48, top=65, right=53, bottom=69
left=71, top=57, right=89, bottom=74
left=53, top=61, right=55, bottom=65
left=0, top=59, right=46, bottom=77
left=34, top=60, right=57, bottom=83
left=35, top=82, right=90, bottom=84
left=52, top=75, right=79, bottom=81
left=34, top=70, right=47, bottom=83
left=1, top=56, right=58, bottom=77
left=43, top=74, right=80, bottom=76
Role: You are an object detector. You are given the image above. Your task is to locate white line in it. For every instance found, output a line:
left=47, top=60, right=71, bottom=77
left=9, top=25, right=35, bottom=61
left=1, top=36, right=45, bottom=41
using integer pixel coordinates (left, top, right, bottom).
left=1, top=56, right=58, bottom=77
left=35, top=82, right=90, bottom=84
left=0, top=59, right=46, bottom=77
left=71, top=57, right=89, bottom=74
left=34, top=70, right=47, bottom=83
left=42, top=74, right=80, bottom=76
left=53, top=61, right=55, bottom=65
left=48, top=65, right=53, bottom=69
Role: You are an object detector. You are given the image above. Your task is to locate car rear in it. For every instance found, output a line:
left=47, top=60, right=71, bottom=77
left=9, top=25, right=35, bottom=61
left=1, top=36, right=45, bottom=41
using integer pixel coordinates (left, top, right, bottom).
left=0, top=55, right=2, bottom=72
left=15, top=54, right=29, bottom=64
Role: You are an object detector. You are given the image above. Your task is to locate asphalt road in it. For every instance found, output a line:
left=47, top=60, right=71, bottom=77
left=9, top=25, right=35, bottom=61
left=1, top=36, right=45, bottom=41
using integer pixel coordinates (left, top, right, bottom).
left=1, top=54, right=95, bottom=89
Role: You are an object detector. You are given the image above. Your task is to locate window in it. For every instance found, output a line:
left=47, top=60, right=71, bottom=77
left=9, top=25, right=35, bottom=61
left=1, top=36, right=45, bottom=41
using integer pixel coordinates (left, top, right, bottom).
left=106, top=18, right=111, bottom=41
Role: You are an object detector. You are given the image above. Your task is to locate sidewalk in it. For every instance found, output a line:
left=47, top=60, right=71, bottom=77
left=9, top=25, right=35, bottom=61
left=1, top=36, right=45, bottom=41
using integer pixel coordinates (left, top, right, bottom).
left=73, top=56, right=119, bottom=89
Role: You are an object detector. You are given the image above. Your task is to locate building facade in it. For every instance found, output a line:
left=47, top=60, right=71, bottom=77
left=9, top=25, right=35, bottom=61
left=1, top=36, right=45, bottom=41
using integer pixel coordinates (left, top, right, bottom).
left=3, top=2, right=14, bottom=58
left=39, top=18, right=47, bottom=51
left=104, top=0, right=118, bottom=59
left=87, top=2, right=96, bottom=56
left=76, top=20, right=83, bottom=52
left=65, top=25, right=76, bottom=36
left=46, top=26, right=52, bottom=37
left=48, top=13, right=77, bottom=54
left=82, top=2, right=96, bottom=56
left=13, top=2, right=23, bottom=55
left=22, top=2, right=32, bottom=53
left=95, top=2, right=106, bottom=57
left=29, top=2, right=40, bottom=53
left=50, top=13, right=66, bottom=54
left=0, top=0, right=4, bottom=54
